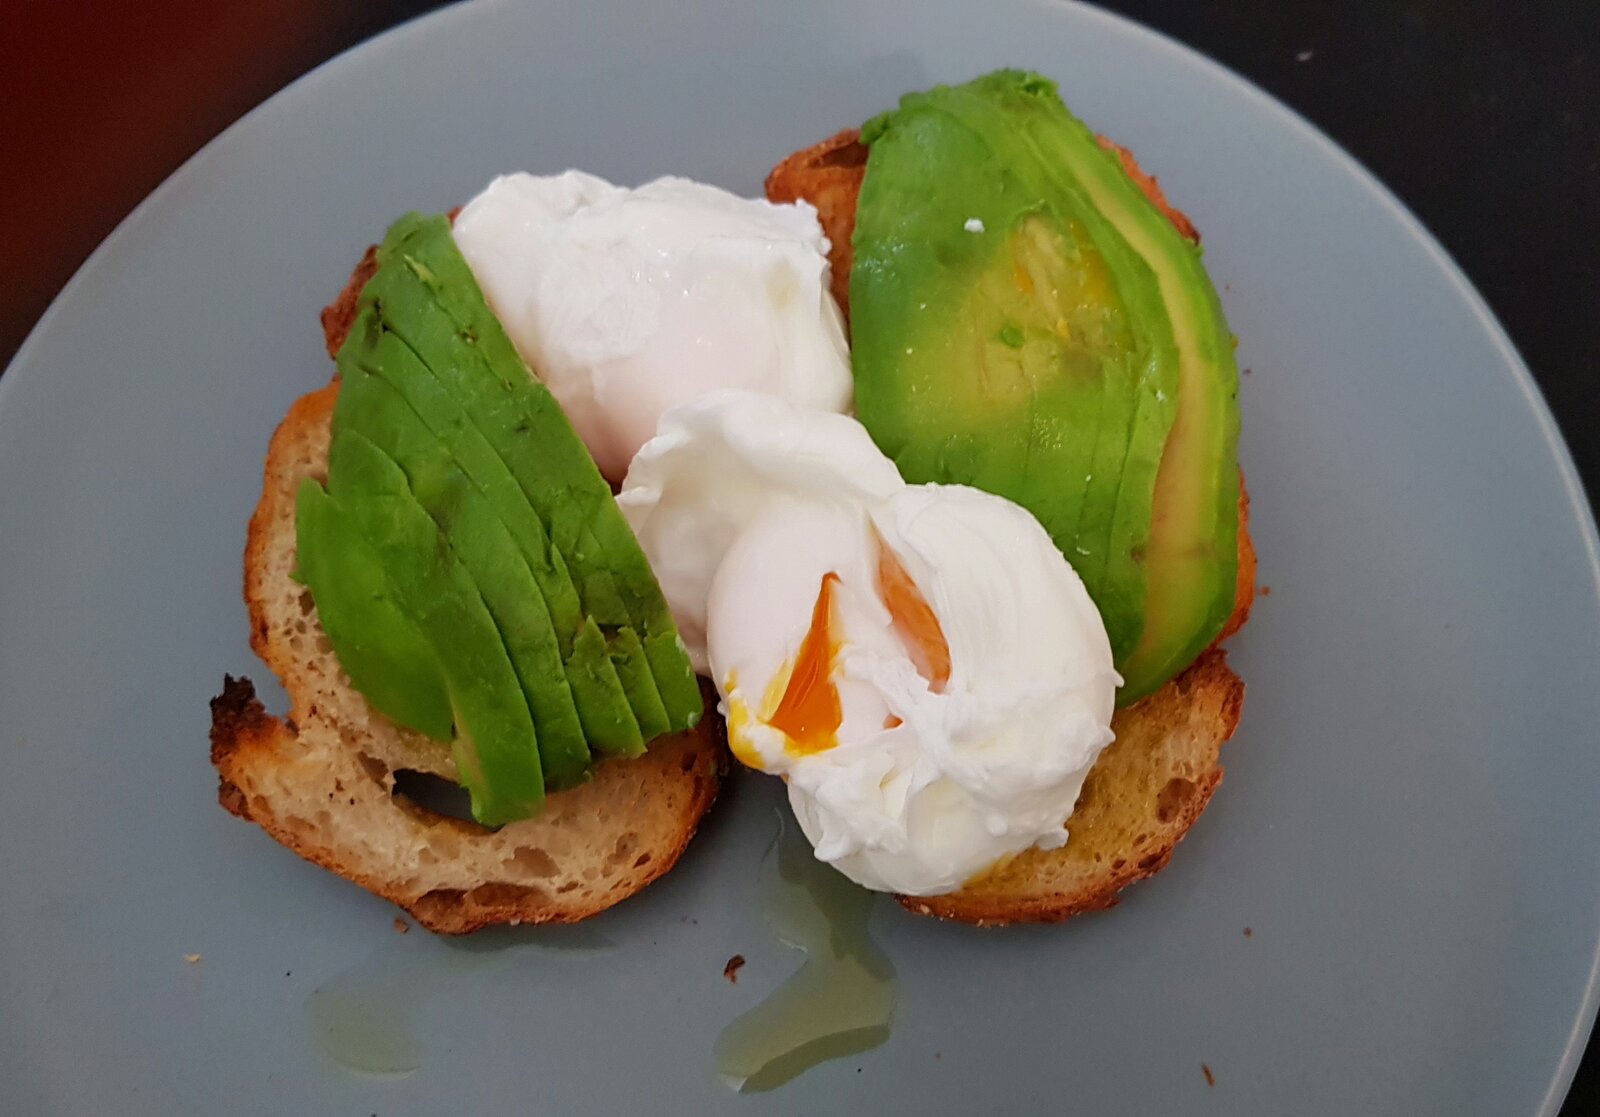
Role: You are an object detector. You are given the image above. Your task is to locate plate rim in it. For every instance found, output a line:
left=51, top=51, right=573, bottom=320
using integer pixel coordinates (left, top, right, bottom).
left=1, top=0, right=1596, bottom=1110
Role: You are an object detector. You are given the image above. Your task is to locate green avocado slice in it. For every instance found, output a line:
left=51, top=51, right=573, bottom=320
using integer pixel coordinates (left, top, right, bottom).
left=333, top=357, right=592, bottom=788
left=294, top=481, right=452, bottom=741
left=852, top=70, right=1239, bottom=703
left=1027, top=118, right=1241, bottom=702
left=365, top=220, right=700, bottom=729
left=338, top=305, right=644, bottom=757
left=351, top=269, right=659, bottom=751
left=363, top=216, right=700, bottom=733
left=320, top=428, right=545, bottom=824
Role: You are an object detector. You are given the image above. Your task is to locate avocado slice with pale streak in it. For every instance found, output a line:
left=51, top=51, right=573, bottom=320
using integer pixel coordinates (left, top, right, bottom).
left=852, top=70, right=1239, bottom=703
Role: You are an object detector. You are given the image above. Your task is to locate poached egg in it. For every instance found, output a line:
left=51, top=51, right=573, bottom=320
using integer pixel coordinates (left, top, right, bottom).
left=620, top=392, right=1120, bottom=895
left=452, top=172, right=852, bottom=481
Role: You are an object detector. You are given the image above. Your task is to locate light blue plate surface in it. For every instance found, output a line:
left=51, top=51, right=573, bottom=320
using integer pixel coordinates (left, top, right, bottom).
left=2, top=1, right=1597, bottom=1113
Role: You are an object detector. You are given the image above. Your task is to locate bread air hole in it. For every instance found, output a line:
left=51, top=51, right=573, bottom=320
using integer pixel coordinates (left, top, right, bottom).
left=465, top=882, right=546, bottom=908
left=509, top=847, right=560, bottom=879
left=391, top=768, right=486, bottom=832
left=356, top=754, right=389, bottom=786
left=604, top=833, right=637, bottom=870
left=1156, top=776, right=1196, bottom=823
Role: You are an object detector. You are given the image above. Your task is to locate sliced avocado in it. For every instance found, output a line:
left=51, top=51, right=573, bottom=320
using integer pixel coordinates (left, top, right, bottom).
left=320, top=428, right=544, bottom=824
left=338, top=305, right=644, bottom=757
left=350, top=272, right=656, bottom=752
left=570, top=617, right=647, bottom=750
left=605, top=626, right=670, bottom=742
left=333, top=356, right=592, bottom=787
left=642, top=630, right=701, bottom=732
left=375, top=216, right=687, bottom=640
left=364, top=216, right=701, bottom=733
left=293, top=210, right=707, bottom=820
left=852, top=70, right=1239, bottom=703
left=294, top=481, right=452, bottom=740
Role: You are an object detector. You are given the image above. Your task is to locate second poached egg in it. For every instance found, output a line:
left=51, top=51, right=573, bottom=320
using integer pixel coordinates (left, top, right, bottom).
left=620, top=392, right=1120, bottom=895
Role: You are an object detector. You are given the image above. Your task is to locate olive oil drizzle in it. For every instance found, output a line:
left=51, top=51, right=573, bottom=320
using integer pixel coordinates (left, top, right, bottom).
left=715, top=814, right=898, bottom=1091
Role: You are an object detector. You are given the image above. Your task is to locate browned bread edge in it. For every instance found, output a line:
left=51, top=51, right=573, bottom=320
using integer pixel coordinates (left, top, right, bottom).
left=211, top=675, right=726, bottom=934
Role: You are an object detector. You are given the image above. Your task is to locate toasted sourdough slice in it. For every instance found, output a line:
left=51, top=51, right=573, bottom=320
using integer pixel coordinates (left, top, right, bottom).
left=768, top=129, right=1252, bottom=924
left=213, top=354, right=726, bottom=937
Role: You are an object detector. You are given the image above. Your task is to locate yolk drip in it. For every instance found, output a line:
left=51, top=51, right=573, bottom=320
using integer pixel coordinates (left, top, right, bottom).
left=722, top=672, right=769, bottom=772
left=875, top=538, right=951, bottom=692
left=770, top=573, right=845, bottom=754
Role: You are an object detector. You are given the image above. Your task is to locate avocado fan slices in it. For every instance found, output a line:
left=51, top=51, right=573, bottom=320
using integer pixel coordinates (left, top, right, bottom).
left=336, top=301, right=641, bottom=760
left=378, top=215, right=701, bottom=729
left=295, top=214, right=702, bottom=823
left=363, top=215, right=699, bottom=735
left=851, top=70, right=1240, bottom=703
left=332, top=337, right=591, bottom=787
left=300, top=428, right=547, bottom=823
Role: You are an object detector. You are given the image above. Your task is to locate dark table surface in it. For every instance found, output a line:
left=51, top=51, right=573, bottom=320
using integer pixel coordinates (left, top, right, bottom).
left=4, top=1, right=1596, bottom=1110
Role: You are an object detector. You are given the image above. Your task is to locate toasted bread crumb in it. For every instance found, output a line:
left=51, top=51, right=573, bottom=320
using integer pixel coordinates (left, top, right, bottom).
left=1203, top=1063, right=1216, bottom=1087
left=723, top=954, right=746, bottom=983
left=393, top=917, right=409, bottom=935
left=183, top=953, right=202, bottom=964
left=1244, top=926, right=1253, bottom=937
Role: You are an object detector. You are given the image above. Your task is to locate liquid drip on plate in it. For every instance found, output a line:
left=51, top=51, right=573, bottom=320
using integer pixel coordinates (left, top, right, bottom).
left=715, top=814, right=898, bottom=1092
left=304, top=924, right=612, bottom=1078
left=305, top=954, right=425, bottom=1078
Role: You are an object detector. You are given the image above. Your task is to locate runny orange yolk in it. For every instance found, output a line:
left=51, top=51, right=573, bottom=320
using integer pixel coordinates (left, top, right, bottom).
left=767, top=543, right=952, bottom=755
left=770, top=573, right=845, bottom=754
left=875, top=536, right=951, bottom=693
